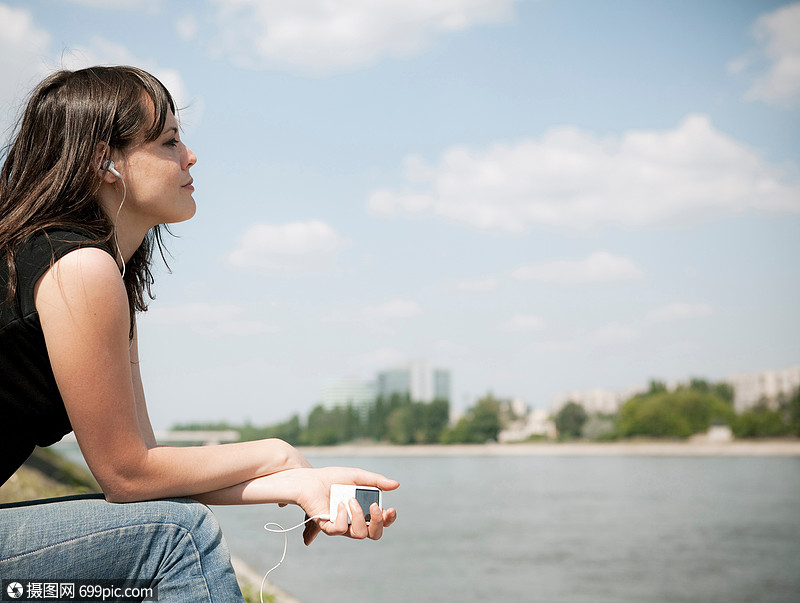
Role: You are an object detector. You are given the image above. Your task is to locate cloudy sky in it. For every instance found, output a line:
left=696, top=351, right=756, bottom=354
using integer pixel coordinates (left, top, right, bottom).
left=2, top=0, right=798, bottom=429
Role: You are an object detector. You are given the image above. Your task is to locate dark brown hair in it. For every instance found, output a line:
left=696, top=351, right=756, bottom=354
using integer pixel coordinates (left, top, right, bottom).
left=0, top=65, right=177, bottom=328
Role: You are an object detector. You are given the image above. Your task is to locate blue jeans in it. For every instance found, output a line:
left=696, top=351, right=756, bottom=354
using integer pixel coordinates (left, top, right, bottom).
left=0, top=495, right=245, bottom=602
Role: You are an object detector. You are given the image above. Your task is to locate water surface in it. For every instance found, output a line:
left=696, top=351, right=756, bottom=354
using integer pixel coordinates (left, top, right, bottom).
left=214, top=454, right=800, bottom=602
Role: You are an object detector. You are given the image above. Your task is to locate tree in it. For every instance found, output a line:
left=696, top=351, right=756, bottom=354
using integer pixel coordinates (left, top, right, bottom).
left=789, top=387, right=800, bottom=437
left=440, top=394, right=502, bottom=444
left=619, top=395, right=692, bottom=438
left=581, top=414, right=617, bottom=441
left=422, top=398, right=450, bottom=443
left=386, top=405, right=415, bottom=444
left=618, top=390, right=734, bottom=439
left=554, top=401, right=587, bottom=439
left=367, top=396, right=389, bottom=441
left=242, top=414, right=302, bottom=445
left=678, top=378, right=734, bottom=405
left=471, top=395, right=502, bottom=442
left=645, top=380, right=668, bottom=396
left=732, top=402, right=791, bottom=438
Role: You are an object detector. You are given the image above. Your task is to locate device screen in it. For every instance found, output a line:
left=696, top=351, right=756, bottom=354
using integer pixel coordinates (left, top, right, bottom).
left=355, top=488, right=380, bottom=522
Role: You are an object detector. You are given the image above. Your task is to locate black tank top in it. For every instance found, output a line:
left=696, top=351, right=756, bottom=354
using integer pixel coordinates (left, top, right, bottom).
left=0, top=227, right=114, bottom=485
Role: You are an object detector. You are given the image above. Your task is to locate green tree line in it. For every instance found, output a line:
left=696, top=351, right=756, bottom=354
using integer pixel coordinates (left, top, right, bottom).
left=174, top=392, right=519, bottom=446
left=554, top=379, right=800, bottom=441
left=175, top=393, right=450, bottom=445
left=175, top=379, right=800, bottom=445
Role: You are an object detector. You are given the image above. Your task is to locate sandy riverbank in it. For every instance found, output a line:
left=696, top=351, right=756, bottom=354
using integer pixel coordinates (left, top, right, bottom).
left=299, top=439, right=800, bottom=458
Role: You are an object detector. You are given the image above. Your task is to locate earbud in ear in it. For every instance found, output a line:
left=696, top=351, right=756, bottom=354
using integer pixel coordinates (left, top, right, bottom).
left=103, top=159, right=123, bottom=180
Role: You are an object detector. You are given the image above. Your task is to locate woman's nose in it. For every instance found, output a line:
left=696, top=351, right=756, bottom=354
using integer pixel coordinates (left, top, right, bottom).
left=185, top=145, right=197, bottom=169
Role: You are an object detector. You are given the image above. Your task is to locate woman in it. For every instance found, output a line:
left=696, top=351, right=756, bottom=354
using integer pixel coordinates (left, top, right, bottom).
left=0, top=66, right=397, bottom=601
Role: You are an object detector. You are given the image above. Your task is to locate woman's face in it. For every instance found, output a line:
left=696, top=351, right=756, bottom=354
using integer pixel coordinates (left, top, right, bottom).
left=115, top=109, right=197, bottom=228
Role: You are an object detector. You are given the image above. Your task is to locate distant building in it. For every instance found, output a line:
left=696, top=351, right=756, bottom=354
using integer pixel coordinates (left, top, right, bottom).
left=321, top=377, right=377, bottom=418
left=550, top=386, right=643, bottom=415
left=377, top=361, right=451, bottom=402
left=498, top=406, right=556, bottom=443
left=726, top=365, right=800, bottom=413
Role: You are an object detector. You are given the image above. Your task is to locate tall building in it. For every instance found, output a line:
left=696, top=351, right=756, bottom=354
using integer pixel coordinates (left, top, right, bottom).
left=321, top=377, right=377, bottom=418
left=377, top=361, right=451, bottom=402
left=726, top=366, right=800, bottom=413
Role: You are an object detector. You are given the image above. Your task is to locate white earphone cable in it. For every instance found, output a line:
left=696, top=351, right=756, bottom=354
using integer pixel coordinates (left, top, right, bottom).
left=260, top=515, right=329, bottom=603
left=113, top=177, right=126, bottom=279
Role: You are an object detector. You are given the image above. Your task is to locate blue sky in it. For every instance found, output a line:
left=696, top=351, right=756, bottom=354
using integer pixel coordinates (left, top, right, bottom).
left=1, top=0, right=798, bottom=429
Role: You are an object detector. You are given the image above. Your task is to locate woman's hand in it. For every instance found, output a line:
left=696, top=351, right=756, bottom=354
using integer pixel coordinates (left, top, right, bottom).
left=253, top=466, right=399, bottom=545
left=298, top=466, right=398, bottom=545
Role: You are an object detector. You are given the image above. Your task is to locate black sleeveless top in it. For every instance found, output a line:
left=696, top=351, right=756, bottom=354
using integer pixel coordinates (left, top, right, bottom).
left=0, top=227, right=114, bottom=485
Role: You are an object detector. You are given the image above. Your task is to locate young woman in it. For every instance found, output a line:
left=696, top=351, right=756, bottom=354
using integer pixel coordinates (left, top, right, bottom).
left=0, top=66, right=397, bottom=601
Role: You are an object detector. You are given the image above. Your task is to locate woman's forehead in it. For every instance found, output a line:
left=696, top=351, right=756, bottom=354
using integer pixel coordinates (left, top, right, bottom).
left=163, top=110, right=179, bottom=130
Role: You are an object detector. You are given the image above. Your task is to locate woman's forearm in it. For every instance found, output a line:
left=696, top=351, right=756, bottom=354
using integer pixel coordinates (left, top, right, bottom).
left=190, top=469, right=306, bottom=506
left=102, top=438, right=310, bottom=502
left=191, top=467, right=398, bottom=515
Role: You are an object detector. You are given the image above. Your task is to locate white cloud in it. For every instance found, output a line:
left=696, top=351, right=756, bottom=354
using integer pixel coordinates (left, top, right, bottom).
left=367, top=114, right=800, bottom=231
left=0, top=4, right=51, bottom=133
left=646, top=302, right=714, bottom=324
left=364, top=299, right=422, bottom=320
left=205, top=0, right=518, bottom=74
left=227, top=220, right=349, bottom=272
left=730, top=2, right=800, bottom=107
left=142, top=302, right=278, bottom=336
left=177, top=14, right=199, bottom=41
left=500, top=314, right=545, bottom=333
left=512, top=252, right=645, bottom=286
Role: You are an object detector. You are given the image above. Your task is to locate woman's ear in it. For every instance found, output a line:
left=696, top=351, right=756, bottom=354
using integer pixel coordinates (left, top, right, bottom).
left=94, top=142, right=119, bottom=183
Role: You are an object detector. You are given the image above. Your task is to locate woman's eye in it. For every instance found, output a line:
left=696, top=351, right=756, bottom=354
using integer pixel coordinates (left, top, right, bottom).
left=164, top=138, right=179, bottom=147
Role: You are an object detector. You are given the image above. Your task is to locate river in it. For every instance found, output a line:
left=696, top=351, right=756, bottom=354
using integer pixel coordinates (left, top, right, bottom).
left=212, top=453, right=800, bottom=603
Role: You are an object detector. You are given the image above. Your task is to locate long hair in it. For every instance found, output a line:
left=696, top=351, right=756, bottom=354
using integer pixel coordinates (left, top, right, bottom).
left=0, top=65, right=177, bottom=327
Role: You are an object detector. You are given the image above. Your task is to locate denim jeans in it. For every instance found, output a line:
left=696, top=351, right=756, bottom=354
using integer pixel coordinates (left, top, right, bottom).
left=0, top=494, right=245, bottom=602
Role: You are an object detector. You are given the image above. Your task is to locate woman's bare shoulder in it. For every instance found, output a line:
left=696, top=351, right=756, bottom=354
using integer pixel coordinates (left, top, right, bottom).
left=35, top=246, right=127, bottom=314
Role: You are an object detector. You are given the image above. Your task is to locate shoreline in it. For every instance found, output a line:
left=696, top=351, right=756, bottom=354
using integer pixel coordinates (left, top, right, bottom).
left=299, top=439, right=800, bottom=458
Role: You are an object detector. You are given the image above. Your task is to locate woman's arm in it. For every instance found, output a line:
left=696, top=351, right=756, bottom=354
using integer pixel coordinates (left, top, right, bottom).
left=35, top=247, right=309, bottom=502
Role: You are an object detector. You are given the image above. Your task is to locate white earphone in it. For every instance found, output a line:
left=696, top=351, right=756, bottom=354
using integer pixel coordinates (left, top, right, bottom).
left=102, top=159, right=123, bottom=180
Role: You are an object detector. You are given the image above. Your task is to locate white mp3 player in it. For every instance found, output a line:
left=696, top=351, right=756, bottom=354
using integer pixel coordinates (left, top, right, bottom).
left=329, top=484, right=383, bottom=524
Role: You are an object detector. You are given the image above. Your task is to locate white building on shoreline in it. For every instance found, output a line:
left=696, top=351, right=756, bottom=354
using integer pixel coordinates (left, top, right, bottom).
left=726, top=366, right=800, bottom=413
left=550, top=385, right=647, bottom=416
left=498, top=406, right=557, bottom=443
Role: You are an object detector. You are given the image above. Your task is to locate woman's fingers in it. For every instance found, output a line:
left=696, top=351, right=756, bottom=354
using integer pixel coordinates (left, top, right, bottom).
left=332, top=502, right=350, bottom=534
left=348, top=498, right=369, bottom=539
left=382, top=507, right=397, bottom=529
left=310, top=503, right=397, bottom=545
left=303, top=519, right=321, bottom=546
left=327, top=468, right=399, bottom=492
left=368, top=503, right=384, bottom=540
